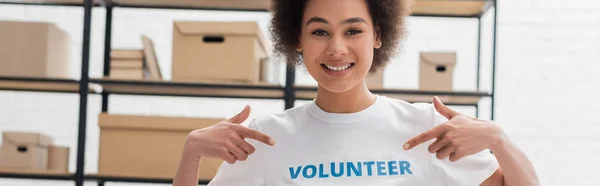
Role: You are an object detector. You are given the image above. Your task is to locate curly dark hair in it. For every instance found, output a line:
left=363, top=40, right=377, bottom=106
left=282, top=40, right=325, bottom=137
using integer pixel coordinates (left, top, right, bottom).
left=268, top=0, right=412, bottom=74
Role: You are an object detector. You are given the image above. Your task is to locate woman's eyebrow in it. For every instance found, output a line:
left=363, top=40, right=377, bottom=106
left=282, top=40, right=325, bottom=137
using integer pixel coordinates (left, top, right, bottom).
left=306, top=17, right=366, bottom=27
left=341, top=17, right=366, bottom=25
left=306, top=17, right=329, bottom=26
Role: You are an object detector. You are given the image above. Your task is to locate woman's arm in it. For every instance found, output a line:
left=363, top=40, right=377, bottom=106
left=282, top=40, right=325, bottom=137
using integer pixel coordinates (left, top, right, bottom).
left=481, top=133, right=540, bottom=186
left=172, top=105, right=275, bottom=186
left=173, top=145, right=201, bottom=186
left=404, top=97, right=539, bottom=186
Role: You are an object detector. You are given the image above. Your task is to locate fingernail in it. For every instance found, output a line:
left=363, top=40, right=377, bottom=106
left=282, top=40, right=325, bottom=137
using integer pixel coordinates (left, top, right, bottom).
left=403, top=143, right=410, bottom=150
left=268, top=138, right=276, bottom=145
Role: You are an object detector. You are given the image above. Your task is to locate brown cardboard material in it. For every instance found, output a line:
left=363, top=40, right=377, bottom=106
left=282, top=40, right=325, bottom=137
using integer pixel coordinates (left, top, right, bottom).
left=0, top=20, right=71, bottom=78
left=172, top=21, right=268, bottom=84
left=0, top=79, right=100, bottom=93
left=260, top=57, right=286, bottom=85
left=110, top=69, right=145, bottom=80
left=413, top=0, right=487, bottom=17
left=419, top=52, right=456, bottom=91
left=0, top=167, right=71, bottom=175
left=97, top=113, right=225, bottom=180
left=141, top=35, right=163, bottom=80
left=110, top=59, right=144, bottom=68
left=47, top=145, right=69, bottom=173
left=113, top=0, right=270, bottom=11
left=0, top=132, right=54, bottom=170
left=366, top=68, right=384, bottom=89
left=111, top=49, right=144, bottom=59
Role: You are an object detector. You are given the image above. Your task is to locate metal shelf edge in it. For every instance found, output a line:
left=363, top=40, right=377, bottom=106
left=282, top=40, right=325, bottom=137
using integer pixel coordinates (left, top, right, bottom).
left=85, top=175, right=210, bottom=184
left=295, top=86, right=491, bottom=97
left=102, top=90, right=285, bottom=100
left=0, top=172, right=74, bottom=181
left=89, top=78, right=285, bottom=90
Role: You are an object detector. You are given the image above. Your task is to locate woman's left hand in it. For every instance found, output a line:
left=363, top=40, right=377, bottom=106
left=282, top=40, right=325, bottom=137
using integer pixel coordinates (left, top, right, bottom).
left=403, top=96, right=506, bottom=162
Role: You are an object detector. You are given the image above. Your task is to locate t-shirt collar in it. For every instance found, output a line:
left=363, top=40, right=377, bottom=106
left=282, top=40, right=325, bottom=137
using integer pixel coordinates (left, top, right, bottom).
left=307, top=95, right=385, bottom=124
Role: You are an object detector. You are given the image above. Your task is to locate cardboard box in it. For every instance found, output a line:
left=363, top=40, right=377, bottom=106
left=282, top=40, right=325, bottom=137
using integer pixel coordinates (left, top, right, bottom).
left=172, top=21, right=268, bottom=84
left=366, top=68, right=384, bottom=89
left=97, top=113, right=225, bottom=180
left=111, top=49, right=144, bottom=59
left=110, top=48, right=150, bottom=80
left=0, top=132, right=54, bottom=170
left=47, top=145, right=69, bottom=173
left=0, top=20, right=71, bottom=78
left=111, top=59, right=144, bottom=69
left=113, top=0, right=269, bottom=10
left=110, top=68, right=149, bottom=80
left=419, top=52, right=456, bottom=91
left=260, top=57, right=287, bottom=85
left=141, top=35, right=163, bottom=80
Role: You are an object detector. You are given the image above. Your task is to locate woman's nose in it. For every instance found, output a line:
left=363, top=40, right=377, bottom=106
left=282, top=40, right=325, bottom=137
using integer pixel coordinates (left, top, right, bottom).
left=326, top=37, right=348, bottom=57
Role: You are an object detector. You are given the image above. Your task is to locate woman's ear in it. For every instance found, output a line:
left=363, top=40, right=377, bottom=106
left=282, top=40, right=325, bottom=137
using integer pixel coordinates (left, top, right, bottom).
left=374, top=24, right=382, bottom=49
left=296, top=38, right=303, bottom=52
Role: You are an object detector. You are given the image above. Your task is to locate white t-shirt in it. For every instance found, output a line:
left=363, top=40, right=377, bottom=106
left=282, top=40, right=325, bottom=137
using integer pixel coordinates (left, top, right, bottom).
left=207, top=95, right=499, bottom=186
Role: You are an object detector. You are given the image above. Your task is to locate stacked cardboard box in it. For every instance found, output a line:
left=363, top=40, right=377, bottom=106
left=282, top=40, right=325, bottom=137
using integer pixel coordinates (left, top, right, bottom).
left=0, top=20, right=71, bottom=78
left=108, top=35, right=162, bottom=80
left=419, top=52, right=457, bottom=91
left=366, top=68, right=385, bottom=89
left=109, top=49, right=149, bottom=80
left=0, top=131, right=70, bottom=173
left=97, top=113, right=224, bottom=180
left=171, top=21, right=278, bottom=84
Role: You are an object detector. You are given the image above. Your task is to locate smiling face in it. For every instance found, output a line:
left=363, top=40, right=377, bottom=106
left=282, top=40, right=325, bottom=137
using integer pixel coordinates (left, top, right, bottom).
left=298, top=0, right=381, bottom=93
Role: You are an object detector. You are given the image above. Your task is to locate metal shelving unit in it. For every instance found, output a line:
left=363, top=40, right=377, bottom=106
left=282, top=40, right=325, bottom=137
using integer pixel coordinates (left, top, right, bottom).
left=0, top=0, right=498, bottom=185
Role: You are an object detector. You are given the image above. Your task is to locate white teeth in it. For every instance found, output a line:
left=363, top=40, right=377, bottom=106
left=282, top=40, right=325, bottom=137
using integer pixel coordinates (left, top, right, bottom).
left=325, top=64, right=352, bottom=71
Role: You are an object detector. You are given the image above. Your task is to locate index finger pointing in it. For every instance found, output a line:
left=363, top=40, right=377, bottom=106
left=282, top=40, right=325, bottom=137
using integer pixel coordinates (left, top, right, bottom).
left=231, top=125, right=275, bottom=146
left=404, top=124, right=451, bottom=150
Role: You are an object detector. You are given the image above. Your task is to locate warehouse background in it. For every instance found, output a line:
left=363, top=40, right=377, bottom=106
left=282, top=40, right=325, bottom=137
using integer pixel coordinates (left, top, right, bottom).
left=1, top=0, right=599, bottom=185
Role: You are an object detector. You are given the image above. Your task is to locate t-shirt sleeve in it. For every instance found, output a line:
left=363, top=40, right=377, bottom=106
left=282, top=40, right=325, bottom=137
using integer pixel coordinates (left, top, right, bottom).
left=207, top=119, right=265, bottom=186
left=428, top=104, right=500, bottom=186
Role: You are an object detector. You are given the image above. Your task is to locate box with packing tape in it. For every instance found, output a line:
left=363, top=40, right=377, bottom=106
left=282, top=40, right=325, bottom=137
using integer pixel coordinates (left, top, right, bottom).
left=0, top=131, right=70, bottom=173
left=97, top=113, right=225, bottom=180
left=171, top=21, right=269, bottom=84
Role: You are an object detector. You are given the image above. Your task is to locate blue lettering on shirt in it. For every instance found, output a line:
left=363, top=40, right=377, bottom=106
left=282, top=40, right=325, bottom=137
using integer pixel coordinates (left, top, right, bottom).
left=388, top=161, right=399, bottom=175
left=331, top=162, right=344, bottom=177
left=318, top=164, right=329, bottom=178
left=363, top=161, right=375, bottom=176
left=399, top=160, right=413, bottom=175
left=347, top=162, right=362, bottom=177
left=303, top=165, right=317, bottom=178
left=289, top=166, right=302, bottom=179
left=376, top=161, right=387, bottom=176
left=289, top=160, right=413, bottom=180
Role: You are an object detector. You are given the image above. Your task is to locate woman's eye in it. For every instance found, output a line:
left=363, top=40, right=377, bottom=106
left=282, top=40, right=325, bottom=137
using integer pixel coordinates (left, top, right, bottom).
left=346, top=29, right=363, bottom=35
left=312, top=30, right=329, bottom=36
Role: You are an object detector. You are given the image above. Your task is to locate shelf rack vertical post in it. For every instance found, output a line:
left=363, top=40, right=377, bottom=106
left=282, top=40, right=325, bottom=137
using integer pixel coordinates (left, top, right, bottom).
left=75, top=0, right=93, bottom=186
left=101, top=2, right=113, bottom=113
left=491, top=0, right=498, bottom=120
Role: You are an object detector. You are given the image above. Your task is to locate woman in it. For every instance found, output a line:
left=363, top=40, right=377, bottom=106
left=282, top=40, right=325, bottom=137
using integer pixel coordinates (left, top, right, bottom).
left=174, top=0, right=540, bottom=185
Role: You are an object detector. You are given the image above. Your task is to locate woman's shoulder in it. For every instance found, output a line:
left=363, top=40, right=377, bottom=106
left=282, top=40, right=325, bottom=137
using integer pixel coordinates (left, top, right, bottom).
left=378, top=95, right=440, bottom=126
left=379, top=96, right=436, bottom=115
left=248, top=101, right=314, bottom=130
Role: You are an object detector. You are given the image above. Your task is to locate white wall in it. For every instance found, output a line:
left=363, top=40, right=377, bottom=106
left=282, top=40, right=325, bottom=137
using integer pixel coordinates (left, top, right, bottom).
left=1, top=0, right=599, bottom=185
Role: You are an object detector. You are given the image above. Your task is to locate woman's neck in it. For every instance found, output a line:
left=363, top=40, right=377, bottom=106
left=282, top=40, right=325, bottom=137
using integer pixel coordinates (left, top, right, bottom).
left=314, top=81, right=377, bottom=113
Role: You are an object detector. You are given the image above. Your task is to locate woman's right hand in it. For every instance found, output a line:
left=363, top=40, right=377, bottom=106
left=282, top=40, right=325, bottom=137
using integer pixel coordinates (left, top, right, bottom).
left=183, top=105, right=275, bottom=164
